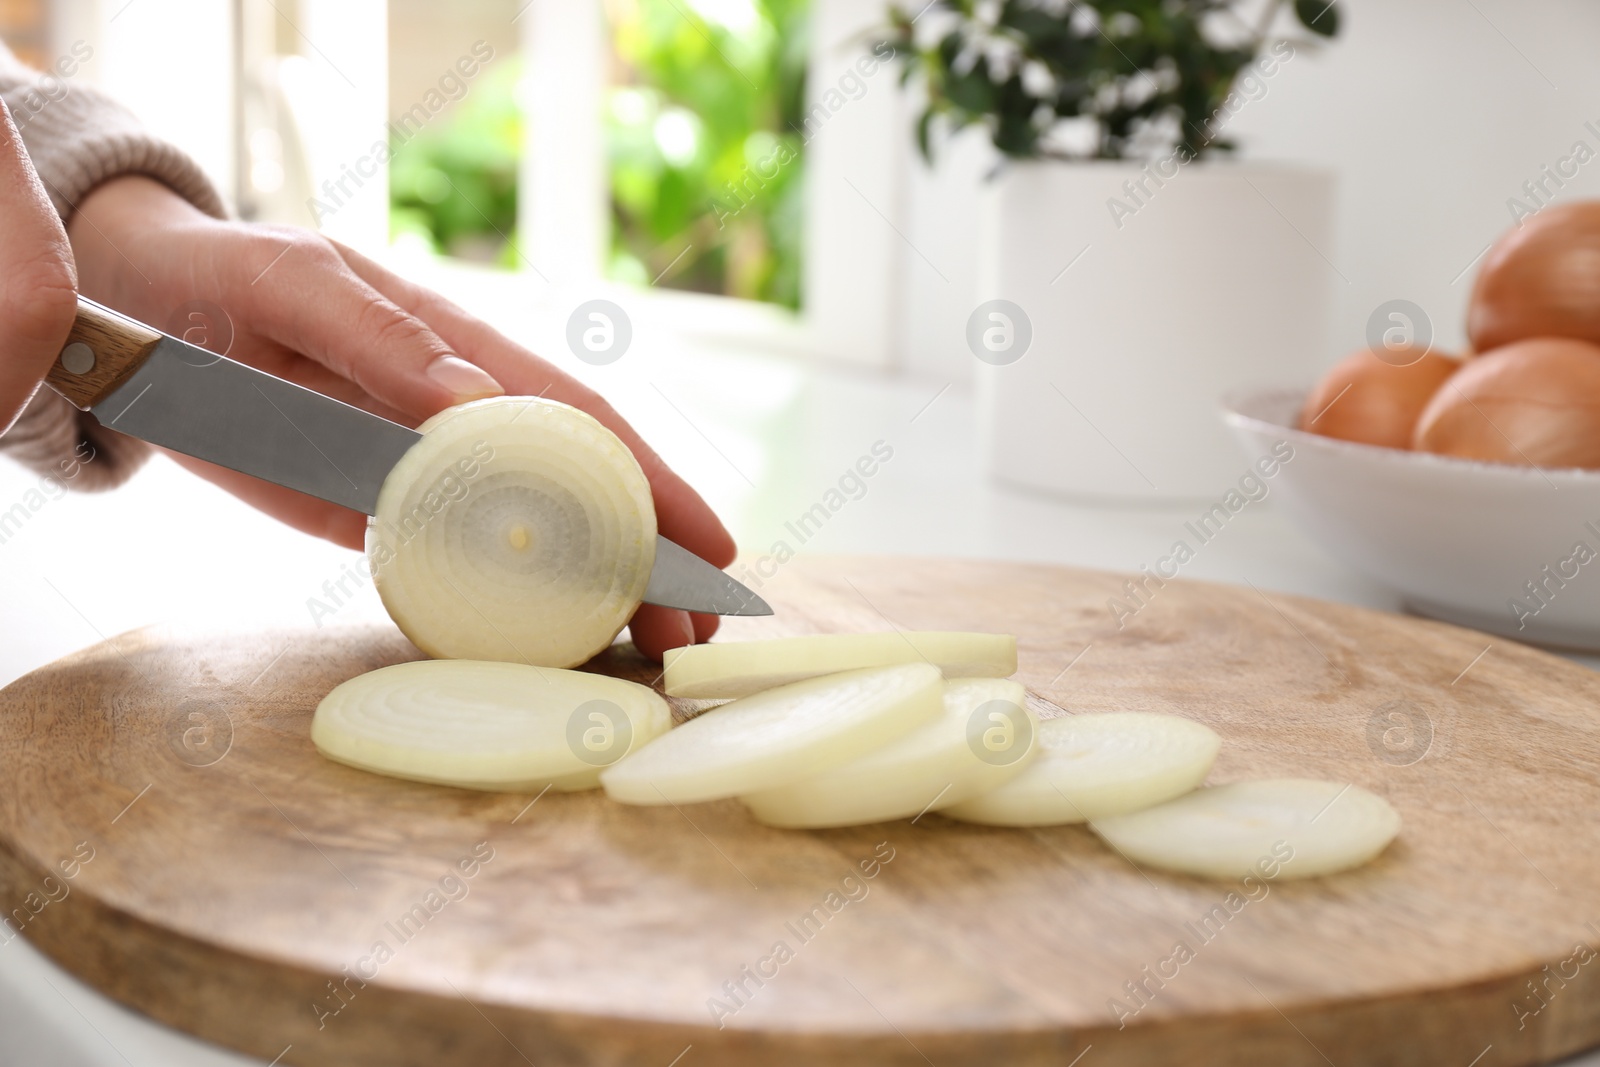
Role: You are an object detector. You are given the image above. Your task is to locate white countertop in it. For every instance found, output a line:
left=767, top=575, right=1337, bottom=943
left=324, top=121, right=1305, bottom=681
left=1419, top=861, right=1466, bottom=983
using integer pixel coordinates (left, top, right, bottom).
left=1, top=296, right=1594, bottom=1065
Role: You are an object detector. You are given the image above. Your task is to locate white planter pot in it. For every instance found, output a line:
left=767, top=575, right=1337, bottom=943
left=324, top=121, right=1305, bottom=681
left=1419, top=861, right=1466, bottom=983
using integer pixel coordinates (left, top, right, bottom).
left=977, top=160, right=1335, bottom=501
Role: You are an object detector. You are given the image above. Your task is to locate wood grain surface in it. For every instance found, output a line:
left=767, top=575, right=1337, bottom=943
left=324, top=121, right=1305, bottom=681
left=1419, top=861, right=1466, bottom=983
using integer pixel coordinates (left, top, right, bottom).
left=2, top=557, right=1600, bottom=1067
left=44, top=297, right=163, bottom=409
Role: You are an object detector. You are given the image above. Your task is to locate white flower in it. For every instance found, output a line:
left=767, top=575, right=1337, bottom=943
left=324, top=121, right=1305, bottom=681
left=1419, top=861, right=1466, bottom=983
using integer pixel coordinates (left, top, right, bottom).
left=1105, top=11, right=1140, bottom=37
left=912, top=9, right=963, bottom=49
left=1121, top=69, right=1158, bottom=108
left=982, top=34, right=1022, bottom=82
left=1021, top=58, right=1055, bottom=98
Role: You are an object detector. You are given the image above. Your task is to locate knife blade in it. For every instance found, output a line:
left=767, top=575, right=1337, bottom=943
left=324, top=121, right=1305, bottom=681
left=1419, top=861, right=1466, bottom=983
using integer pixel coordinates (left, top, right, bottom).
left=46, top=296, right=772, bottom=617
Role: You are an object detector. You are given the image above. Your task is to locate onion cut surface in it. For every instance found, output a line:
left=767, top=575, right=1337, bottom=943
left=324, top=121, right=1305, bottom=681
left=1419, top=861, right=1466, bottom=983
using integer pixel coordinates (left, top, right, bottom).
left=742, top=678, right=1038, bottom=829
left=311, top=660, right=671, bottom=792
left=601, top=664, right=943, bottom=805
left=662, top=632, right=1017, bottom=700
left=368, top=397, right=656, bottom=669
left=941, top=712, right=1220, bottom=827
left=1091, top=778, right=1401, bottom=880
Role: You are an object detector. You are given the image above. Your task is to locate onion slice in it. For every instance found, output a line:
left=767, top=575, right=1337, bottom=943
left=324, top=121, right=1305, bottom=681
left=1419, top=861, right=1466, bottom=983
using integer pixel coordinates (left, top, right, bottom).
left=311, top=660, right=671, bottom=791
left=742, top=678, right=1037, bottom=829
left=601, top=664, right=943, bottom=805
left=662, top=632, right=1017, bottom=699
left=368, top=397, right=656, bottom=669
left=941, top=712, right=1219, bottom=827
left=1090, top=778, right=1401, bottom=880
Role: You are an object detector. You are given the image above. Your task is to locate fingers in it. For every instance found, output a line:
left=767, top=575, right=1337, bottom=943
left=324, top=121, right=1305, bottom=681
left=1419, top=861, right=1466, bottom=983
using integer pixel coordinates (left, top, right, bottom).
left=691, top=611, right=721, bottom=643
left=231, top=335, right=416, bottom=425
left=628, top=603, right=696, bottom=662
left=64, top=175, right=504, bottom=423
left=244, top=232, right=503, bottom=420
left=0, top=100, right=78, bottom=433
left=330, top=241, right=738, bottom=571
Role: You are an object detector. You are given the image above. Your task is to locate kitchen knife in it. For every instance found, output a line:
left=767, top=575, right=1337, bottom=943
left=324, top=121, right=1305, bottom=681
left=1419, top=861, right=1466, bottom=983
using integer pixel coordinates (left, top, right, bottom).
left=45, top=295, right=772, bottom=617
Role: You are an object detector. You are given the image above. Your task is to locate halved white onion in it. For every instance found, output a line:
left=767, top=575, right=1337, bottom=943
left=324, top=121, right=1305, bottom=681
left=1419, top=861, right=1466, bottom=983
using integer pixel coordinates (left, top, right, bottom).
left=601, top=664, right=943, bottom=805
left=311, top=659, right=671, bottom=791
left=742, top=678, right=1038, bottom=829
left=368, top=397, right=656, bottom=669
left=662, top=632, right=1017, bottom=700
left=1090, top=778, right=1401, bottom=880
left=941, top=712, right=1219, bottom=827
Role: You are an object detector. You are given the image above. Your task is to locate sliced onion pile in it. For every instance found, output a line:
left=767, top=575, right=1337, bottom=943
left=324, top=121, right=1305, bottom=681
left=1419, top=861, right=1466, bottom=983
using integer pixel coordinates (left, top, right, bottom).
left=662, top=631, right=1017, bottom=699
left=600, top=664, right=943, bottom=805
left=368, top=397, right=656, bottom=670
left=315, top=628, right=1400, bottom=881
left=742, top=678, right=1037, bottom=829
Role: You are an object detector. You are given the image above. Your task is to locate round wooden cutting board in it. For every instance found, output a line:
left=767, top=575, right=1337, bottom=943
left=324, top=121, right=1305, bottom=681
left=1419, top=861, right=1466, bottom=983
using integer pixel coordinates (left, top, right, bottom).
left=3, top=557, right=1600, bottom=1067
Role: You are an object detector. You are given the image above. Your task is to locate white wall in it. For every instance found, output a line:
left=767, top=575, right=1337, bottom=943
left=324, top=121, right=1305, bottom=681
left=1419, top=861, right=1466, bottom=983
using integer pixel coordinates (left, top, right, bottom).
left=897, top=0, right=1600, bottom=385
left=43, top=0, right=392, bottom=245
left=897, top=119, right=995, bottom=384
left=520, top=0, right=605, bottom=285
left=798, top=0, right=904, bottom=368
left=49, top=0, right=235, bottom=206
left=293, top=0, right=389, bottom=252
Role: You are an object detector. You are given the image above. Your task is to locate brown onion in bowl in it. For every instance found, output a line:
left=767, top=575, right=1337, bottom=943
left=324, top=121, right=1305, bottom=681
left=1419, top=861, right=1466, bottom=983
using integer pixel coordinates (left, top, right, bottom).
left=1299, top=347, right=1460, bottom=450
left=1469, top=200, right=1600, bottom=354
left=1412, top=337, right=1600, bottom=469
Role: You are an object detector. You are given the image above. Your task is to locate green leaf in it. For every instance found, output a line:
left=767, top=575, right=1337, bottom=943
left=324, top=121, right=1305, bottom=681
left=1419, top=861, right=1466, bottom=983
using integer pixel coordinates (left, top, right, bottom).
left=1294, top=0, right=1339, bottom=36
left=944, top=68, right=997, bottom=114
left=916, top=108, right=935, bottom=164
left=993, top=109, right=1038, bottom=158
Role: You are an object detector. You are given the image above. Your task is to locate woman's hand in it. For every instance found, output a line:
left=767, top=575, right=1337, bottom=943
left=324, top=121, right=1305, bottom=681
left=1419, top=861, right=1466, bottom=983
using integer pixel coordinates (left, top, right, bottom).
left=0, top=101, right=79, bottom=435
left=68, top=175, right=734, bottom=658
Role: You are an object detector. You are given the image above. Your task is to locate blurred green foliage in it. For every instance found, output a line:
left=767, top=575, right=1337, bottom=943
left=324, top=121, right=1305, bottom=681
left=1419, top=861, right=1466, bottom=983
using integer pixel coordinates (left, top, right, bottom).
left=606, top=0, right=809, bottom=308
left=386, top=2, right=810, bottom=308
left=389, top=60, right=523, bottom=267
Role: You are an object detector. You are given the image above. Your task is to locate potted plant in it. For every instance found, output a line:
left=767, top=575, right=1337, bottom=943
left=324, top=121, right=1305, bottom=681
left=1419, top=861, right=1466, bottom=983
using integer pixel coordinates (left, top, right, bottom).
left=885, top=0, right=1341, bottom=500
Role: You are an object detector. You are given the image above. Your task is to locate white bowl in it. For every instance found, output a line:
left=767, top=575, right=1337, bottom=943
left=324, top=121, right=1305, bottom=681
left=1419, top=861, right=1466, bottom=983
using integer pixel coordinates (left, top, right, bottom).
left=1223, top=388, right=1600, bottom=650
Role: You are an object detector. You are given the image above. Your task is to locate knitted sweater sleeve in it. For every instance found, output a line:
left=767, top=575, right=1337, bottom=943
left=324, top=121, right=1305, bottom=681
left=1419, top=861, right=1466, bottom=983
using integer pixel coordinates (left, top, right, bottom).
left=0, top=38, right=227, bottom=491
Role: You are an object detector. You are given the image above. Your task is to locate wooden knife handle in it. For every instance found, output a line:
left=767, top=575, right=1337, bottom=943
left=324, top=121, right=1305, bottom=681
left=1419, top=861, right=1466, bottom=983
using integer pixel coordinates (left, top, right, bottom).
left=45, top=296, right=164, bottom=410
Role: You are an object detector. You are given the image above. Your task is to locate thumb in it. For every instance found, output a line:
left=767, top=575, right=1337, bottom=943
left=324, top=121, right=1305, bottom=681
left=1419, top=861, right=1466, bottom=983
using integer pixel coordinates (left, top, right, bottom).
left=0, top=99, right=78, bottom=434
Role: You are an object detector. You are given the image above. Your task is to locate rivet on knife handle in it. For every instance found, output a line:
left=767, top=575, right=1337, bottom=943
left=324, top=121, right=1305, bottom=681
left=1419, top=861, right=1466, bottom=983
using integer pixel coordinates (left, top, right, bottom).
left=45, top=295, right=164, bottom=410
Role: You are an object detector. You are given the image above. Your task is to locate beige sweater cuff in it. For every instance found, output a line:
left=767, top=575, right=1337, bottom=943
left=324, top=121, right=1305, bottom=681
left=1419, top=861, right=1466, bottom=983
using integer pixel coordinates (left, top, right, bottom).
left=0, top=40, right=228, bottom=492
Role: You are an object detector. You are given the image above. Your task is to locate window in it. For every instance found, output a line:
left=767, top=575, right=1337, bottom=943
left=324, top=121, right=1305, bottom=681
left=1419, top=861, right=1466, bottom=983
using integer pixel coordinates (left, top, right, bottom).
left=230, top=0, right=901, bottom=365
left=604, top=0, right=809, bottom=309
